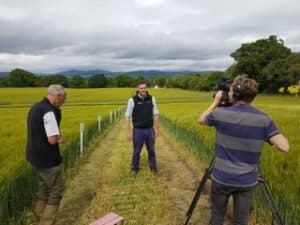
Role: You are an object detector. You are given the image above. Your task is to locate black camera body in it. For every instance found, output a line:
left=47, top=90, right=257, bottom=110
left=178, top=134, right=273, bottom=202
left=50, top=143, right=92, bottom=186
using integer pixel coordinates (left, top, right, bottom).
left=214, top=77, right=232, bottom=107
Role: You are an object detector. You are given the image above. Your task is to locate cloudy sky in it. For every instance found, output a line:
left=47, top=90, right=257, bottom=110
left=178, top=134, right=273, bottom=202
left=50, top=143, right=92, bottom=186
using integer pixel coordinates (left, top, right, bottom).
left=0, top=0, right=299, bottom=73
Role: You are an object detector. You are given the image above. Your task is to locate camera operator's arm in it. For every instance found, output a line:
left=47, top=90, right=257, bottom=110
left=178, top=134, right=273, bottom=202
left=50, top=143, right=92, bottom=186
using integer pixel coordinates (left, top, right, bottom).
left=269, top=134, right=289, bottom=152
left=198, top=91, right=223, bottom=125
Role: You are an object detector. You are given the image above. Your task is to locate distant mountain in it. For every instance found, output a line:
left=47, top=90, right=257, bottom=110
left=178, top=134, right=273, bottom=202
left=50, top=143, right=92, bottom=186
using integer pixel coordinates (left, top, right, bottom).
left=0, top=69, right=205, bottom=77
left=49, top=69, right=199, bottom=77
left=50, top=69, right=113, bottom=76
left=122, top=70, right=196, bottom=77
left=0, top=72, right=9, bottom=77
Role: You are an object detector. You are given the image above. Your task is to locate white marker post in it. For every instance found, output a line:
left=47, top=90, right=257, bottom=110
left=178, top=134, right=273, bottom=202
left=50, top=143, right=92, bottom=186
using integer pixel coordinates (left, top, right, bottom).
left=80, top=123, right=85, bottom=156
left=98, top=115, right=101, bottom=132
left=110, top=111, right=113, bottom=123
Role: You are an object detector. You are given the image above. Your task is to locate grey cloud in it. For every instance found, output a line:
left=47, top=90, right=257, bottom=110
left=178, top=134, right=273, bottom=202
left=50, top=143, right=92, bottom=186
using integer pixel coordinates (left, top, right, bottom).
left=0, top=0, right=299, bottom=72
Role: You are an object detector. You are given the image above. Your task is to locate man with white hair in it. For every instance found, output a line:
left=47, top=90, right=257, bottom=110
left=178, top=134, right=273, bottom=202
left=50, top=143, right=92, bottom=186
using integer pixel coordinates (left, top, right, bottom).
left=26, top=84, right=66, bottom=225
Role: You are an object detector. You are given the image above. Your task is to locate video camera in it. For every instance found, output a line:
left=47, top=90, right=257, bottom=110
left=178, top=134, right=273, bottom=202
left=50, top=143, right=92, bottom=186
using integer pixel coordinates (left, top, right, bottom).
left=214, top=77, right=232, bottom=107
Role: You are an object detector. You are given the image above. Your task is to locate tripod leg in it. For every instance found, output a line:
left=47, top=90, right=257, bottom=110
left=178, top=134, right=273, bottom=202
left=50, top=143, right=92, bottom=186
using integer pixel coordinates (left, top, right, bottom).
left=184, top=157, right=215, bottom=225
left=184, top=169, right=210, bottom=225
left=258, top=182, right=285, bottom=225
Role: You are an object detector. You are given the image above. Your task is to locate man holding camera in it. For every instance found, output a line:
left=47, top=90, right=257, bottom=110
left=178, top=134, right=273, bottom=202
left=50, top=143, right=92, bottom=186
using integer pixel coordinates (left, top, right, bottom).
left=199, top=75, right=289, bottom=225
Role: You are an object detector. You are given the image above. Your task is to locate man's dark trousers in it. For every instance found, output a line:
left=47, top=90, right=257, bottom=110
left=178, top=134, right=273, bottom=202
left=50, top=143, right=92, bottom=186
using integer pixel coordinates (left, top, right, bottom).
left=132, top=128, right=157, bottom=171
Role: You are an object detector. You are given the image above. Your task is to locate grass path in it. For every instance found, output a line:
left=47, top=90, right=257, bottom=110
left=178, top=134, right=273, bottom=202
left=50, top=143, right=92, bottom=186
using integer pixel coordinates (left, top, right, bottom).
left=55, top=120, right=212, bottom=225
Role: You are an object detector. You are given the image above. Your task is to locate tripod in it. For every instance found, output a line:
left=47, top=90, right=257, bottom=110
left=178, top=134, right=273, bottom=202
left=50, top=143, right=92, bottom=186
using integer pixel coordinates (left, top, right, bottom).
left=184, top=156, right=215, bottom=225
left=257, top=168, right=285, bottom=225
left=184, top=158, right=285, bottom=225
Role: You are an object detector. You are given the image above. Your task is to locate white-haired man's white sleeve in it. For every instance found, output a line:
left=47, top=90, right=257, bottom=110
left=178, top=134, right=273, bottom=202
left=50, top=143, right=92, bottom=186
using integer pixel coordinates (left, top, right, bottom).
left=43, top=111, right=60, bottom=137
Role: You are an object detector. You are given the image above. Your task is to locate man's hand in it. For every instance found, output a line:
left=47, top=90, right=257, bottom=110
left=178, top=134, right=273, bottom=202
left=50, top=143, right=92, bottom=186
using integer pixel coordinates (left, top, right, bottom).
left=48, top=135, right=65, bottom=145
left=213, top=90, right=223, bottom=105
left=198, top=90, right=223, bottom=125
left=58, top=137, right=65, bottom=144
left=153, top=115, right=160, bottom=138
left=127, top=131, right=132, bottom=140
left=125, top=117, right=132, bottom=140
left=48, top=135, right=59, bottom=145
left=154, top=129, right=160, bottom=138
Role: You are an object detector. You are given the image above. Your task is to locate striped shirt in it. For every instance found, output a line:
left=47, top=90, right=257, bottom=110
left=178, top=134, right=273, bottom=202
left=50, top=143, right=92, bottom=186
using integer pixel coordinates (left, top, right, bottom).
left=205, top=103, right=280, bottom=187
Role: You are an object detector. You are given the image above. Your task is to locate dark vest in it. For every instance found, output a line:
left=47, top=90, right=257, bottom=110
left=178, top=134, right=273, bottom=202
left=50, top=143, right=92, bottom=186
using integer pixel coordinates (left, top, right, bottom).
left=26, top=98, right=62, bottom=168
left=132, top=93, right=154, bottom=128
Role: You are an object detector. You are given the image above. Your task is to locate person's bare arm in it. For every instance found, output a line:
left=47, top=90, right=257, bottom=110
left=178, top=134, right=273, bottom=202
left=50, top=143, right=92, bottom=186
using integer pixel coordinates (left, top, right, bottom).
left=198, top=91, right=223, bottom=125
left=125, top=117, right=132, bottom=140
left=269, top=134, right=289, bottom=152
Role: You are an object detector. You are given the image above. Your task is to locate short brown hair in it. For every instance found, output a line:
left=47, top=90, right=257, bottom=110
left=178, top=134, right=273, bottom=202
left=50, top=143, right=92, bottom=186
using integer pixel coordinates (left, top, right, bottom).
left=232, top=75, right=258, bottom=103
left=137, top=80, right=147, bottom=87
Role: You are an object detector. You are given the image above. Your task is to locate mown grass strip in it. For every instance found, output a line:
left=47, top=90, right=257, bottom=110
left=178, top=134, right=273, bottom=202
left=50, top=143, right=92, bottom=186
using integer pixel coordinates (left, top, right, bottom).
left=78, top=135, right=173, bottom=225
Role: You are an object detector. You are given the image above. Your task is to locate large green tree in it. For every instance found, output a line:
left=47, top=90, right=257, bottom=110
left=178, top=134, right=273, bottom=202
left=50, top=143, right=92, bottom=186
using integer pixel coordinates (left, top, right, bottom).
left=106, top=77, right=116, bottom=87
left=69, top=75, right=87, bottom=88
left=285, top=52, right=300, bottom=85
left=230, top=35, right=291, bottom=91
left=152, top=76, right=166, bottom=87
left=262, top=52, right=300, bottom=92
left=165, top=71, right=226, bottom=91
left=88, top=74, right=107, bottom=88
left=115, top=74, right=136, bottom=87
left=40, top=74, right=69, bottom=87
left=165, top=75, right=191, bottom=89
left=0, top=76, right=9, bottom=87
left=7, top=68, right=38, bottom=87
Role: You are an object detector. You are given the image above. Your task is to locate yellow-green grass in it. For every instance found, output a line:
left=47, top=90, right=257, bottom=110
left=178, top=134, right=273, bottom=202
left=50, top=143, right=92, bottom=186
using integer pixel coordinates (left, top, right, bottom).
left=1, top=88, right=299, bottom=223
left=1, top=86, right=208, bottom=184
left=0, top=87, right=210, bottom=105
left=0, top=104, right=121, bottom=180
left=159, top=95, right=300, bottom=224
left=76, top=124, right=174, bottom=225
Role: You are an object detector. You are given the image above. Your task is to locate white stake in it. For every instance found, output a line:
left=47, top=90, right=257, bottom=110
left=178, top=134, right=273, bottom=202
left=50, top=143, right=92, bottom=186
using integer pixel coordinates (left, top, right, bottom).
left=98, top=115, right=101, bottom=132
left=110, top=112, right=113, bottom=123
left=80, top=123, right=85, bottom=156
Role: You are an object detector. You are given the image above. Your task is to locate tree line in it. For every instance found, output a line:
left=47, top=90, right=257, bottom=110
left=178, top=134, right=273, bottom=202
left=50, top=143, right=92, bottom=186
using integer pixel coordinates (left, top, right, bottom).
left=0, top=70, right=170, bottom=88
left=0, top=67, right=226, bottom=91
left=0, top=35, right=299, bottom=93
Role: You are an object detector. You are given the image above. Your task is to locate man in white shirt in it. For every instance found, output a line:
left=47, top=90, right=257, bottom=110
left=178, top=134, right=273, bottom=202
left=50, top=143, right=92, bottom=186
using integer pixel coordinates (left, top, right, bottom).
left=26, top=84, right=66, bottom=225
left=125, top=81, right=160, bottom=174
